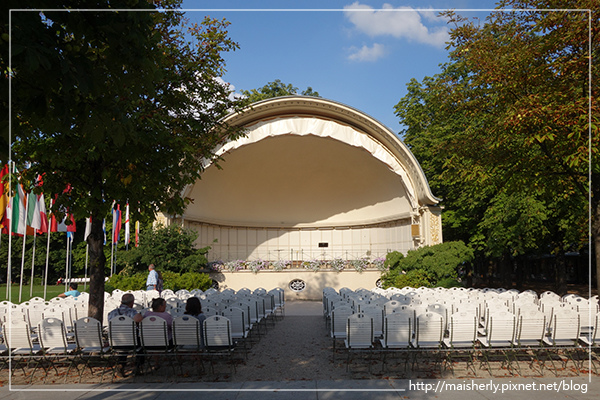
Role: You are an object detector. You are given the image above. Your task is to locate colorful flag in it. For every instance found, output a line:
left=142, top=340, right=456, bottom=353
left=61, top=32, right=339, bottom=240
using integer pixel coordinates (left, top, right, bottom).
left=112, top=204, right=121, bottom=243
left=66, top=213, right=76, bottom=233
left=124, top=203, right=130, bottom=245
left=135, top=220, right=140, bottom=247
left=26, top=193, right=42, bottom=231
left=51, top=213, right=75, bottom=233
left=84, top=216, right=92, bottom=241
left=0, top=164, right=8, bottom=229
left=102, top=219, right=106, bottom=245
left=37, top=194, right=48, bottom=234
left=10, top=181, right=27, bottom=235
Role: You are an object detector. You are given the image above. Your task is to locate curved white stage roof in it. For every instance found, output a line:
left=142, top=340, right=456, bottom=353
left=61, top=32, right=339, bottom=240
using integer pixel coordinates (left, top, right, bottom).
left=181, top=96, right=439, bottom=229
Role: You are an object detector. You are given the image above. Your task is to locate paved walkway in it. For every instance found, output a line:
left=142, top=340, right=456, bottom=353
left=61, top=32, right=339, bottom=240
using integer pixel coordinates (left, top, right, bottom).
left=2, top=301, right=599, bottom=399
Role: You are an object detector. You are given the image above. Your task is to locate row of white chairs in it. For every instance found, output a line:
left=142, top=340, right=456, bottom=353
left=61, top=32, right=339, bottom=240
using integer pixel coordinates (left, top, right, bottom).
left=3, top=311, right=242, bottom=383
left=326, top=286, right=599, bottom=375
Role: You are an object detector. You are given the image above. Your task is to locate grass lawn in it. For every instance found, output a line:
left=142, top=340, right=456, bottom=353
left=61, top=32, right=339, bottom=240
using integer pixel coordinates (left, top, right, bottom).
left=0, top=284, right=87, bottom=303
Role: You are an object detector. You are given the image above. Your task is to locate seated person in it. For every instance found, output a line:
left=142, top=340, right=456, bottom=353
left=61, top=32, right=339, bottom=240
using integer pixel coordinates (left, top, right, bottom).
left=144, top=297, right=174, bottom=343
left=108, top=293, right=143, bottom=323
left=58, top=283, right=80, bottom=298
left=184, top=297, right=207, bottom=347
left=107, top=293, right=144, bottom=377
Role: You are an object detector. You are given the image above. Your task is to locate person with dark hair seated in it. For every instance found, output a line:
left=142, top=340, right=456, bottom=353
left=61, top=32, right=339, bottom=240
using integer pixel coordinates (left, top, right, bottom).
left=144, top=297, right=174, bottom=344
left=184, top=297, right=207, bottom=347
left=58, top=283, right=80, bottom=298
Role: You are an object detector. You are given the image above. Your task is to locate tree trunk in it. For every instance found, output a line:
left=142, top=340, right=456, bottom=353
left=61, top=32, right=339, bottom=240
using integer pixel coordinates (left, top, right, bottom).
left=554, top=252, right=567, bottom=296
left=87, top=216, right=106, bottom=323
left=500, top=253, right=512, bottom=289
left=593, top=173, right=600, bottom=297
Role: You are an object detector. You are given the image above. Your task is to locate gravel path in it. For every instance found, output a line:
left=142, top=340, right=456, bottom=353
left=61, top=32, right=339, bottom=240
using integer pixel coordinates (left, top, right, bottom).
left=232, top=302, right=356, bottom=381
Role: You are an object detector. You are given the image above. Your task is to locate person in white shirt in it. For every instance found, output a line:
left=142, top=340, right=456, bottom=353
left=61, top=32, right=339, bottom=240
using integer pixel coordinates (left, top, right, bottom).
left=146, top=264, right=159, bottom=291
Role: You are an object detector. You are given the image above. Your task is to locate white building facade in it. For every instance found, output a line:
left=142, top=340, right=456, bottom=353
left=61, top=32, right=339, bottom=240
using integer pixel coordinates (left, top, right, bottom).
left=159, top=96, right=442, bottom=263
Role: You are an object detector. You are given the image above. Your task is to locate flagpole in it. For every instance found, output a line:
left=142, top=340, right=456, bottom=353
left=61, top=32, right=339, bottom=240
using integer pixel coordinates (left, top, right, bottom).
left=84, top=243, right=88, bottom=291
left=5, top=193, right=10, bottom=299
left=18, top=192, right=30, bottom=303
left=7, top=177, right=12, bottom=300
left=19, top=234, right=26, bottom=303
left=43, top=199, right=52, bottom=300
left=64, top=234, right=69, bottom=292
left=44, top=226, right=51, bottom=300
left=110, top=206, right=115, bottom=276
left=110, top=239, right=114, bottom=277
left=29, top=230, right=36, bottom=298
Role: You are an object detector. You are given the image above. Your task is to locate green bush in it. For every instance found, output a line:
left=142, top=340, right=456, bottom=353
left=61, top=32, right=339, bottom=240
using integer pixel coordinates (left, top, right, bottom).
left=105, top=272, right=147, bottom=292
left=389, top=269, right=434, bottom=289
left=381, top=241, right=473, bottom=289
left=436, top=277, right=463, bottom=288
left=173, top=272, right=213, bottom=292
left=384, top=251, right=404, bottom=270
left=106, top=271, right=212, bottom=293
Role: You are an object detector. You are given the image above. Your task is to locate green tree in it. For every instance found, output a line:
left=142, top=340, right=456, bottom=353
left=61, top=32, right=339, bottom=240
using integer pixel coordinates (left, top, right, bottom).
left=4, top=1, right=244, bottom=321
left=117, top=224, right=209, bottom=274
left=240, top=79, right=320, bottom=103
left=395, top=1, right=597, bottom=294
left=381, top=241, right=474, bottom=288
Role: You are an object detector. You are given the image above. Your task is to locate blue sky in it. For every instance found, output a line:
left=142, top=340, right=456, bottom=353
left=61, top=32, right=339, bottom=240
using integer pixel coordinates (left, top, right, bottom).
left=181, top=1, right=500, bottom=134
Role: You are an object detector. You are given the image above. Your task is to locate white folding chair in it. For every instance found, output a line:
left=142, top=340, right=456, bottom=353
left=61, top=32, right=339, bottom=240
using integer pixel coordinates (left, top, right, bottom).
left=380, top=313, right=412, bottom=372
left=140, top=315, right=175, bottom=374
left=344, top=312, right=375, bottom=372
left=38, top=317, right=78, bottom=383
left=443, top=312, right=479, bottom=376
left=203, top=315, right=236, bottom=375
left=74, top=317, right=112, bottom=382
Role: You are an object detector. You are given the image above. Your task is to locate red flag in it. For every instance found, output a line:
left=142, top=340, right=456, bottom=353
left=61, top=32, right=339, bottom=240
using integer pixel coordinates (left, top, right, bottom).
left=112, top=204, right=121, bottom=243
left=0, top=164, right=8, bottom=230
left=37, top=194, right=48, bottom=234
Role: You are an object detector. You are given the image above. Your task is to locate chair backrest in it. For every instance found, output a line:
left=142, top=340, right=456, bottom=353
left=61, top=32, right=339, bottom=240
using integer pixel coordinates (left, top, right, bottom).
left=165, top=297, right=181, bottom=309
left=74, top=317, right=105, bottom=351
left=173, top=315, right=202, bottom=348
left=6, top=318, right=34, bottom=349
left=515, top=310, right=546, bottom=344
left=331, top=306, right=354, bottom=337
left=548, top=309, right=580, bottom=343
left=140, top=315, right=169, bottom=349
left=27, top=304, right=46, bottom=329
left=108, top=315, right=137, bottom=349
left=487, top=312, right=516, bottom=345
left=38, top=317, right=68, bottom=350
left=382, top=313, right=412, bottom=348
left=446, top=312, right=478, bottom=345
left=222, top=307, right=247, bottom=337
left=243, top=298, right=260, bottom=323
left=426, top=303, right=448, bottom=328
left=269, top=288, right=284, bottom=308
left=346, top=312, right=374, bottom=348
left=259, top=293, right=275, bottom=313
left=360, top=305, right=383, bottom=336
left=203, top=315, right=233, bottom=348
left=415, top=312, right=443, bottom=347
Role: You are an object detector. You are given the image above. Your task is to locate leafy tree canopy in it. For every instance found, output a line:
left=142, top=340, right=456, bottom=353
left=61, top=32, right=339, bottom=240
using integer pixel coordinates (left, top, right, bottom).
left=118, top=224, right=209, bottom=274
left=394, top=0, right=597, bottom=293
left=2, top=0, right=244, bottom=320
left=240, top=79, right=320, bottom=103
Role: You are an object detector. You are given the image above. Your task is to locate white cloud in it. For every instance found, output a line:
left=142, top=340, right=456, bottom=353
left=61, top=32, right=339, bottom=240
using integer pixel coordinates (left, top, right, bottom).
left=348, top=43, right=386, bottom=62
left=343, top=2, right=449, bottom=48
left=215, top=77, right=245, bottom=101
